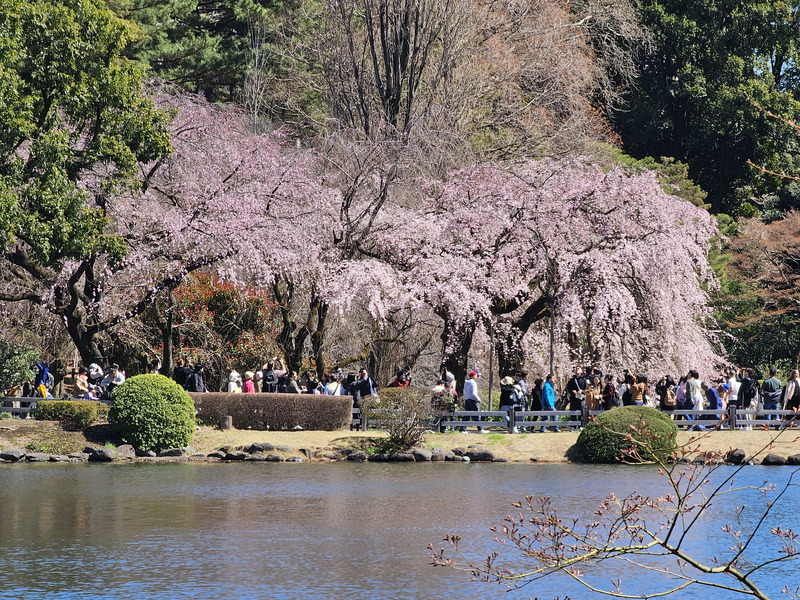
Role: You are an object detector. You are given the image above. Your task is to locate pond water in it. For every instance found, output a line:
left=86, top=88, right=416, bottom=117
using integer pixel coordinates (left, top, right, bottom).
left=0, top=462, right=796, bottom=600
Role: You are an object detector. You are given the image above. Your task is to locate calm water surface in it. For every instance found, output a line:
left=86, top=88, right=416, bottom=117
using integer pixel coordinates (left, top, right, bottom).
left=0, top=462, right=796, bottom=599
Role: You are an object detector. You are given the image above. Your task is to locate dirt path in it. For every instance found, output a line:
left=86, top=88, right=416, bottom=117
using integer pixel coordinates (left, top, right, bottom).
left=3, top=419, right=800, bottom=462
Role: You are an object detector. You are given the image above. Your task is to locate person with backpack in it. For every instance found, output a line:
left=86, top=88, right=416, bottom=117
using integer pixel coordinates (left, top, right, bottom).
left=657, top=375, right=678, bottom=418
left=261, top=361, right=278, bottom=393
left=738, top=368, right=760, bottom=430
left=601, top=374, right=618, bottom=411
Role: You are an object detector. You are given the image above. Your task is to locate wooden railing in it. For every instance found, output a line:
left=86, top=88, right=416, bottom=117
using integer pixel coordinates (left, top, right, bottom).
left=0, top=396, right=39, bottom=418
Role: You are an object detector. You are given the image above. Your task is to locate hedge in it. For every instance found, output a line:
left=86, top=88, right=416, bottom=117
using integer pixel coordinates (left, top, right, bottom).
left=574, top=405, right=678, bottom=463
left=36, top=400, right=110, bottom=429
left=192, top=392, right=353, bottom=430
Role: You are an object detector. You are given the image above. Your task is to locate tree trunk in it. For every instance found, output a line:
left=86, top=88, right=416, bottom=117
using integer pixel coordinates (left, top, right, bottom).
left=492, top=295, right=552, bottom=378
left=439, top=313, right=475, bottom=397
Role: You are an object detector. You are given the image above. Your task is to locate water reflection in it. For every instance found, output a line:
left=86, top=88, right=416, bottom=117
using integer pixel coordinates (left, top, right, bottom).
left=0, top=462, right=796, bottom=599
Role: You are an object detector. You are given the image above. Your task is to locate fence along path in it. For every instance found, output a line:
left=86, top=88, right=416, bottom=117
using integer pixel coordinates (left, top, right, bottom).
left=4, top=398, right=797, bottom=432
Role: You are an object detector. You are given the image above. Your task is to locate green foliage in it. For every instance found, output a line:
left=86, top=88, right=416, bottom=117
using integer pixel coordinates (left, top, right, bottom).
left=574, top=406, right=678, bottom=464
left=36, top=400, right=110, bottom=429
left=600, top=145, right=708, bottom=208
left=109, top=374, right=195, bottom=451
left=0, top=341, right=38, bottom=393
left=0, top=0, right=172, bottom=266
left=193, top=392, right=352, bottom=430
left=614, top=0, right=800, bottom=214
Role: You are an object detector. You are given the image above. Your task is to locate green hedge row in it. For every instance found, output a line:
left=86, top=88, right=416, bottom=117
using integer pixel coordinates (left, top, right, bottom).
left=193, top=392, right=353, bottom=431
left=36, top=400, right=110, bottom=429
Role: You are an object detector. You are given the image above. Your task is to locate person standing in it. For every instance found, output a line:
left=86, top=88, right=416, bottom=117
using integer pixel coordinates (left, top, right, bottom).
left=242, top=371, right=256, bottom=393
left=541, top=373, right=559, bottom=432
left=684, top=370, right=702, bottom=424
left=782, top=369, right=800, bottom=426
left=762, top=368, right=783, bottom=424
left=173, top=358, right=193, bottom=390
left=351, top=368, right=377, bottom=407
left=462, top=370, right=485, bottom=433
left=566, top=366, right=586, bottom=412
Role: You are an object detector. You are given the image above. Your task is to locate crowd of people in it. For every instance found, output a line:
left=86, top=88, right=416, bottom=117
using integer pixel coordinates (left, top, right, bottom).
left=215, top=358, right=383, bottom=407
left=7, top=354, right=800, bottom=433
left=428, top=364, right=800, bottom=433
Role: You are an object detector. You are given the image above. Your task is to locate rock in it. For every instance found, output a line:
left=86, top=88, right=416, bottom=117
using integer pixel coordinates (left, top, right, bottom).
left=346, top=451, right=368, bottom=462
left=68, top=452, right=89, bottom=461
left=300, top=449, right=312, bottom=460
left=265, top=453, right=284, bottom=462
left=787, top=454, right=800, bottom=465
left=50, top=455, right=71, bottom=462
left=465, top=449, right=495, bottom=462
left=461, top=456, right=470, bottom=462
left=285, top=456, right=304, bottom=462
left=219, top=445, right=233, bottom=453
left=245, top=452, right=267, bottom=461
left=430, top=452, right=446, bottom=462
left=322, top=451, right=342, bottom=460
left=451, top=447, right=466, bottom=456
left=275, top=444, right=293, bottom=453
left=189, top=454, right=209, bottom=461
left=761, top=453, right=787, bottom=466
left=25, top=452, right=51, bottom=462
left=412, top=448, right=432, bottom=462
left=135, top=449, right=157, bottom=458
left=115, top=445, right=136, bottom=459
left=0, top=448, right=25, bottom=462
left=83, top=446, right=99, bottom=455
left=388, top=452, right=415, bottom=462
left=368, top=453, right=388, bottom=462
left=727, top=448, right=746, bottom=465
left=183, top=446, right=197, bottom=455
left=492, top=457, right=509, bottom=462
left=223, top=451, right=247, bottom=461
left=158, top=448, right=186, bottom=457
left=89, top=447, right=116, bottom=462
left=207, top=450, right=226, bottom=459
left=247, top=442, right=276, bottom=453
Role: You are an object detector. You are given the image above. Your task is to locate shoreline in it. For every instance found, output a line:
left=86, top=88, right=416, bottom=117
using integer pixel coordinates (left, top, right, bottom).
left=2, top=420, right=800, bottom=464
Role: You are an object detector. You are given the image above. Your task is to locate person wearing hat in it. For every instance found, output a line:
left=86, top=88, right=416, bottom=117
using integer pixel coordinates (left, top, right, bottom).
left=462, top=370, right=485, bottom=433
left=242, top=371, right=256, bottom=393
left=228, top=370, right=243, bottom=393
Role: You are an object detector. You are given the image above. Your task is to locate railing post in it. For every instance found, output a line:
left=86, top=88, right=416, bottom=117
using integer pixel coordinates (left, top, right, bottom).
left=581, top=404, right=589, bottom=428
left=507, top=408, right=515, bottom=433
left=727, top=403, right=737, bottom=430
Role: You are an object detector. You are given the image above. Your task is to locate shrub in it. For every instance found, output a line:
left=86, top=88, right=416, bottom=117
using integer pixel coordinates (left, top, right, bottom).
left=0, top=341, right=39, bottom=393
left=574, top=406, right=678, bottom=464
left=193, top=392, right=352, bottom=430
left=36, top=400, right=110, bottom=429
left=363, top=388, right=435, bottom=452
left=109, top=374, right=195, bottom=452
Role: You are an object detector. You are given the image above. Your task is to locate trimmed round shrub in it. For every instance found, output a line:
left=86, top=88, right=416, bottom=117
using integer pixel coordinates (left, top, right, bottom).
left=109, top=374, right=195, bottom=452
left=574, top=406, right=678, bottom=463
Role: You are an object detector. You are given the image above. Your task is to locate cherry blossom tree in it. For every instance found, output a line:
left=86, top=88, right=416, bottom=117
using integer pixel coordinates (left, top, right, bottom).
left=2, top=86, right=341, bottom=369
left=368, top=159, right=724, bottom=379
